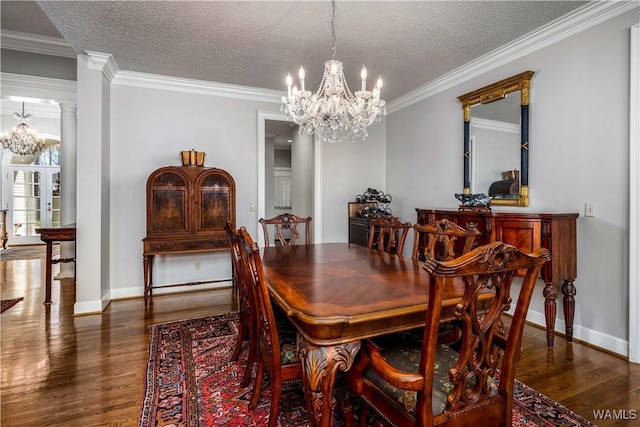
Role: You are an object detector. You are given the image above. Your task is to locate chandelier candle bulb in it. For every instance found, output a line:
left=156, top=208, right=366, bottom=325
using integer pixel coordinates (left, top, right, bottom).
left=286, top=73, right=292, bottom=97
left=361, top=66, right=367, bottom=92
left=298, top=67, right=305, bottom=92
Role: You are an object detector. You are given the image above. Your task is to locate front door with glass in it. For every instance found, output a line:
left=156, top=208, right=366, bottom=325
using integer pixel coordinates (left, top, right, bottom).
left=4, top=165, right=60, bottom=245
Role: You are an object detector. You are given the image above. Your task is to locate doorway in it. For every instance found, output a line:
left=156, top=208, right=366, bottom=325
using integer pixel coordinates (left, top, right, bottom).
left=257, top=110, right=322, bottom=247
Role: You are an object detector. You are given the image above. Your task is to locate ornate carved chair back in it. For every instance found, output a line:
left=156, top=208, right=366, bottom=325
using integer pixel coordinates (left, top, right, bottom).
left=259, top=213, right=312, bottom=247
left=367, top=216, right=411, bottom=255
left=412, top=218, right=481, bottom=261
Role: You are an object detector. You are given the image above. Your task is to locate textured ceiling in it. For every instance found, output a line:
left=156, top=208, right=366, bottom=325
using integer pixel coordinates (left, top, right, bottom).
left=2, top=1, right=592, bottom=102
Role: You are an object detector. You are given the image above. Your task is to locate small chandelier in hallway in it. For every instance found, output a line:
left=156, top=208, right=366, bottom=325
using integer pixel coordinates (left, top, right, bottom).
left=281, top=0, right=386, bottom=144
left=1, top=102, right=45, bottom=156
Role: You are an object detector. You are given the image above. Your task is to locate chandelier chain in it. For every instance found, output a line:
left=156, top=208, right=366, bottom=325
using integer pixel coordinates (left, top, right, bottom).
left=331, top=0, right=336, bottom=60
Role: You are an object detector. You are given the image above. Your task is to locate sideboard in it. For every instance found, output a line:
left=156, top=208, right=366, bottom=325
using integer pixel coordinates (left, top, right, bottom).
left=416, top=208, right=578, bottom=347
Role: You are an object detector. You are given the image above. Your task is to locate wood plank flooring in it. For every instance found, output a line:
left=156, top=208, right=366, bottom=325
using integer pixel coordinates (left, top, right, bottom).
left=1, top=256, right=638, bottom=426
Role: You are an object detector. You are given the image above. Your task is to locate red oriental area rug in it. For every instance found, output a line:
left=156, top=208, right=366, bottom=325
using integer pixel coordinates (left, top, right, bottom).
left=138, top=313, right=595, bottom=427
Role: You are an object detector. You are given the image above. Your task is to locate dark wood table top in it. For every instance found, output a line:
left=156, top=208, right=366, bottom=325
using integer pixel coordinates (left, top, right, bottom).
left=261, top=243, right=477, bottom=346
left=35, top=224, right=76, bottom=241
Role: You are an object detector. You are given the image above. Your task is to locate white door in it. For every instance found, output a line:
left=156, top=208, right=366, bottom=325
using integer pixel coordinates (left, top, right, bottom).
left=4, top=165, right=60, bottom=245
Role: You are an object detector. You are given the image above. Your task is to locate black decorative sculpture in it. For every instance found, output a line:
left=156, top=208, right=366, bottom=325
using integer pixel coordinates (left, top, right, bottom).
left=455, top=193, right=491, bottom=207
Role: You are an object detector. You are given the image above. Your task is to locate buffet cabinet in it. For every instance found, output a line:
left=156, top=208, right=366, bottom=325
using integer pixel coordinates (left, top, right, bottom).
left=348, top=202, right=377, bottom=246
left=416, top=208, right=578, bottom=347
left=143, top=166, right=236, bottom=301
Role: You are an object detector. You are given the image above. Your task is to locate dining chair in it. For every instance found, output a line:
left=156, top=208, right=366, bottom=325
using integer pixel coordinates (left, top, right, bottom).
left=368, top=216, right=411, bottom=255
left=238, top=227, right=303, bottom=427
left=411, top=218, right=481, bottom=262
left=224, top=221, right=256, bottom=388
left=259, top=213, right=312, bottom=247
left=344, top=241, right=550, bottom=427
left=411, top=218, right=483, bottom=344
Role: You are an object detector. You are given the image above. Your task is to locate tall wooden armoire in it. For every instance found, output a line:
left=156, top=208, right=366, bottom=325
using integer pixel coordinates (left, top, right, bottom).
left=143, top=165, right=236, bottom=301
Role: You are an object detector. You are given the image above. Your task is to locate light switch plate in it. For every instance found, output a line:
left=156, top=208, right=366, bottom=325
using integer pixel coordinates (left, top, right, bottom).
left=585, top=202, right=596, bottom=217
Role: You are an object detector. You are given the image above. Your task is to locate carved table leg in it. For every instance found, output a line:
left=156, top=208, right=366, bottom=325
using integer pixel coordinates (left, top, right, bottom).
left=543, top=281, right=558, bottom=346
left=562, top=279, right=576, bottom=342
left=44, top=241, right=53, bottom=304
left=298, top=339, right=361, bottom=427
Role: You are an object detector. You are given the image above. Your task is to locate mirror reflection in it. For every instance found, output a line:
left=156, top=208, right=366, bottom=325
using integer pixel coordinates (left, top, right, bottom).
left=470, top=93, right=521, bottom=198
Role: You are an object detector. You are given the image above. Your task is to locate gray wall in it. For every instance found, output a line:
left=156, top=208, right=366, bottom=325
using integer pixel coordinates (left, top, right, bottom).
left=386, top=9, right=639, bottom=353
left=105, top=81, right=386, bottom=298
left=1, top=49, right=76, bottom=80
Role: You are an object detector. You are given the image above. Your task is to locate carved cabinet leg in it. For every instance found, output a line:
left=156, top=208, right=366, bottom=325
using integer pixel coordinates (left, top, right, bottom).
left=298, top=339, right=361, bottom=427
left=143, top=254, right=153, bottom=303
left=562, top=279, right=576, bottom=342
left=543, top=281, right=558, bottom=346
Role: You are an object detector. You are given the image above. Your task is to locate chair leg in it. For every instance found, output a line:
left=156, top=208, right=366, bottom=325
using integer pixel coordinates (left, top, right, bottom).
left=267, top=372, right=283, bottom=427
left=231, top=318, right=246, bottom=361
left=341, top=387, right=357, bottom=427
left=359, top=404, right=370, bottom=427
left=249, top=359, right=264, bottom=409
left=240, top=323, right=256, bottom=388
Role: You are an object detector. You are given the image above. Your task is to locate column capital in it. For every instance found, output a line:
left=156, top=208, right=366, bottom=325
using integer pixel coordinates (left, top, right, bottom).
left=58, top=102, right=77, bottom=115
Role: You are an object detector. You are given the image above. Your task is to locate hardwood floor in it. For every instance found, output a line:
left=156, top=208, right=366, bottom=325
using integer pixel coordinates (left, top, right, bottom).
left=1, top=256, right=638, bottom=426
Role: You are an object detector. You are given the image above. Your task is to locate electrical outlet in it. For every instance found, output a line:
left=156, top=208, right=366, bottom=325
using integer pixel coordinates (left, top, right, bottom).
left=194, top=260, right=201, bottom=271
left=585, top=202, right=596, bottom=217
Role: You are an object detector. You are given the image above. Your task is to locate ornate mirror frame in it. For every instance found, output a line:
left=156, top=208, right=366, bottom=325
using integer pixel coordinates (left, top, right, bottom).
left=458, top=71, right=534, bottom=206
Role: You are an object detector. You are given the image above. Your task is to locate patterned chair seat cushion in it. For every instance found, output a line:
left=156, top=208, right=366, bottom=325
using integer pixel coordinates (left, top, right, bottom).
left=273, top=305, right=299, bottom=366
left=363, top=341, right=498, bottom=416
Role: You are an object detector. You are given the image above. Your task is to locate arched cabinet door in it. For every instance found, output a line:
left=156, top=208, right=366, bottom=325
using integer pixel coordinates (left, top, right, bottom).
left=195, top=168, right=236, bottom=236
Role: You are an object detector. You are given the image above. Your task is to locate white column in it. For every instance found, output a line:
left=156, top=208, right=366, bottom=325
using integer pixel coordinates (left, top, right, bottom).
left=74, top=52, right=114, bottom=314
left=57, top=102, right=77, bottom=279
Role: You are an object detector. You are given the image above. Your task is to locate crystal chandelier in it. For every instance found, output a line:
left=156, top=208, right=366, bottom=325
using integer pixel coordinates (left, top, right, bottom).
left=1, top=102, right=45, bottom=156
left=281, top=0, right=386, bottom=144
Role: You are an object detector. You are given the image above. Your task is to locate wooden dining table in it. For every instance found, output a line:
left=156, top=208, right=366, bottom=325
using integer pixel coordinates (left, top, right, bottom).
left=260, top=242, right=486, bottom=427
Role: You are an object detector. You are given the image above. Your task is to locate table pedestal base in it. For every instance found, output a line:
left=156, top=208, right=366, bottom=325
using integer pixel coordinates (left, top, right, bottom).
left=298, top=339, right=361, bottom=427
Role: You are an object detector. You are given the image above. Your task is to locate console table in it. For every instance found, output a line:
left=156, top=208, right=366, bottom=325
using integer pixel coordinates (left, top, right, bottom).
left=35, top=224, right=76, bottom=304
left=416, top=208, right=578, bottom=346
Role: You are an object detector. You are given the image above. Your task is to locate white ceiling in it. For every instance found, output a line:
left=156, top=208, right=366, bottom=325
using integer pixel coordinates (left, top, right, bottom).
left=1, top=1, right=594, bottom=103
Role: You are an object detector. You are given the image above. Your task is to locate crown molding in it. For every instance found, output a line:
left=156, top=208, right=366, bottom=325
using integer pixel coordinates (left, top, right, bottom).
left=387, top=0, right=639, bottom=114
left=0, top=72, right=76, bottom=104
left=113, top=70, right=283, bottom=104
left=0, top=29, right=76, bottom=58
left=85, top=51, right=119, bottom=83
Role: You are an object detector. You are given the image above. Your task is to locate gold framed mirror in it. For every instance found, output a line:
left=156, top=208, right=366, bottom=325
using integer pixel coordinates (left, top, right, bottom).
left=458, top=71, right=534, bottom=206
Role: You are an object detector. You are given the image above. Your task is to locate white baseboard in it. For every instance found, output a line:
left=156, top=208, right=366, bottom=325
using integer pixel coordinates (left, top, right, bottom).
left=525, top=309, right=629, bottom=358
left=73, top=299, right=103, bottom=315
